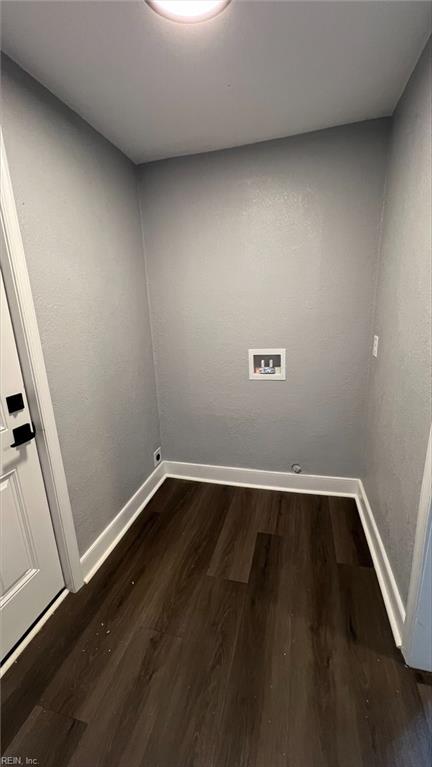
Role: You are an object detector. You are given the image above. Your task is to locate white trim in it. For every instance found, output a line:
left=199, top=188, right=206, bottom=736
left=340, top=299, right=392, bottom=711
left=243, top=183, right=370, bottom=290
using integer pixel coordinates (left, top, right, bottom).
left=1, top=457, right=410, bottom=663
left=164, top=460, right=359, bottom=496
left=403, top=426, right=432, bottom=670
left=81, top=463, right=166, bottom=583
left=0, top=589, right=69, bottom=678
left=81, top=460, right=360, bottom=585
left=0, top=131, right=83, bottom=592
left=1, top=463, right=166, bottom=671
left=355, top=479, right=405, bottom=647
left=165, top=460, right=406, bottom=648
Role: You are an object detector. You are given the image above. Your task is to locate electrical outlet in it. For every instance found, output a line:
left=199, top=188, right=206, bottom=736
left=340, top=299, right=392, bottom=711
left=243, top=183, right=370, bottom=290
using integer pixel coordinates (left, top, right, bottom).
left=372, top=335, right=379, bottom=358
left=153, top=447, right=162, bottom=467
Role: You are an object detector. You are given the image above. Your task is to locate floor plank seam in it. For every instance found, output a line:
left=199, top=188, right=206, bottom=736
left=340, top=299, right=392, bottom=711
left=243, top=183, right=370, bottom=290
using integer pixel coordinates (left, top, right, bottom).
left=2, top=479, right=430, bottom=766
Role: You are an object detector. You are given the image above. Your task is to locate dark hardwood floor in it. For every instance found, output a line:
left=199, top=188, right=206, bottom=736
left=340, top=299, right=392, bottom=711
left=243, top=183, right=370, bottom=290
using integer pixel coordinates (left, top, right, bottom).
left=1, top=479, right=431, bottom=766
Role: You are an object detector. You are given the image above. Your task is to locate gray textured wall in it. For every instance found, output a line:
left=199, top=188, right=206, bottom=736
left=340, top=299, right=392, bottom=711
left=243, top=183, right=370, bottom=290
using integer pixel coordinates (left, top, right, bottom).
left=139, top=120, right=389, bottom=476
left=1, top=56, right=161, bottom=554
left=363, top=39, right=432, bottom=605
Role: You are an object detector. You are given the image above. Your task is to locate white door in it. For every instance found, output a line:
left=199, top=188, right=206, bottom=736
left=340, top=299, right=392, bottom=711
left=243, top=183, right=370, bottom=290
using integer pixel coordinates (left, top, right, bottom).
left=1, top=270, right=64, bottom=660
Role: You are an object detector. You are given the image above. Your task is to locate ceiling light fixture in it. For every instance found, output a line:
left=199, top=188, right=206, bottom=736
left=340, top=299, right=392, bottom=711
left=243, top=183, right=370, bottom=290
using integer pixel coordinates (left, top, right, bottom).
left=147, top=0, right=230, bottom=24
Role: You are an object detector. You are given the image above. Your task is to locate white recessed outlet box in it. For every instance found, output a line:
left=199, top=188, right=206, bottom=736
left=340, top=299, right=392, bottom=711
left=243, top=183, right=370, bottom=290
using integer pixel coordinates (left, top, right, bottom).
left=373, top=335, right=379, bottom=358
left=153, top=447, right=162, bottom=467
left=248, top=348, right=286, bottom=380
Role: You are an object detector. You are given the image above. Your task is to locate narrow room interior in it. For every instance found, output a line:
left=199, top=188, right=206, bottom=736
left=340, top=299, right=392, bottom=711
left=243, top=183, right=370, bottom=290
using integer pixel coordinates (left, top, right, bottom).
left=0, top=2, right=431, bottom=765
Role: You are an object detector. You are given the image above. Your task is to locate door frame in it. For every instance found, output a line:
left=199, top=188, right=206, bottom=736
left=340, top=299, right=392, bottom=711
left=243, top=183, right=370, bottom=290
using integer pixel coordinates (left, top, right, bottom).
left=403, top=425, right=432, bottom=671
left=0, top=130, right=83, bottom=593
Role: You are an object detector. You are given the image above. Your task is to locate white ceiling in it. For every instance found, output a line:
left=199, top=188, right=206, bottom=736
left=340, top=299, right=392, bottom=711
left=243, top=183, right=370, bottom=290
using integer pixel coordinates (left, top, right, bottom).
left=1, top=1, right=431, bottom=163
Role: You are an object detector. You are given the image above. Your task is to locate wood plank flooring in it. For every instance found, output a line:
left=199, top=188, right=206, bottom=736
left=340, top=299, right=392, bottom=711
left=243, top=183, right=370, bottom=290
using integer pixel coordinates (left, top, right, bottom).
left=1, top=479, right=431, bottom=766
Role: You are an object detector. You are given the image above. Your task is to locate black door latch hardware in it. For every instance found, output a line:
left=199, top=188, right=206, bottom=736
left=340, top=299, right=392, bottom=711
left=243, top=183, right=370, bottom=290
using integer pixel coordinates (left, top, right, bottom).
left=10, top=422, right=36, bottom=448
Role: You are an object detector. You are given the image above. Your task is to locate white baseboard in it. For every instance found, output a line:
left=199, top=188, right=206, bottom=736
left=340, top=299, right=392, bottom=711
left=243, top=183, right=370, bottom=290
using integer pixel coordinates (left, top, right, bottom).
left=355, top=479, right=405, bottom=647
left=165, top=461, right=406, bottom=648
left=80, top=460, right=358, bottom=584
left=80, top=459, right=405, bottom=651
left=164, top=460, right=359, bottom=497
left=80, top=463, right=166, bottom=583
left=2, top=460, right=405, bottom=677
left=1, top=467, right=166, bottom=673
